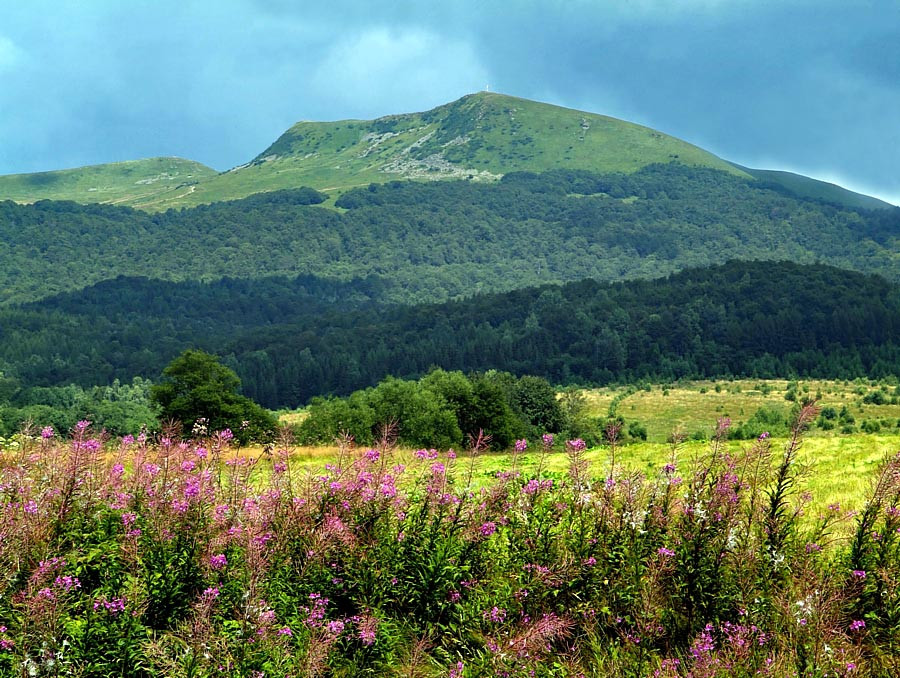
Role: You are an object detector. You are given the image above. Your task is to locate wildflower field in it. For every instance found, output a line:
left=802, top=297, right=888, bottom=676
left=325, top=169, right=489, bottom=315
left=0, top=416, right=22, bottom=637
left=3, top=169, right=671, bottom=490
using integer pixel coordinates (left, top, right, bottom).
left=1, top=407, right=900, bottom=677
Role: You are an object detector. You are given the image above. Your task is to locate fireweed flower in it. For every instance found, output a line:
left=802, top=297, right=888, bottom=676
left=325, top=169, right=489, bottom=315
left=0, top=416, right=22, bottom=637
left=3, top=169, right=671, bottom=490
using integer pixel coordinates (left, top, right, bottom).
left=40, top=426, right=54, bottom=439
left=54, top=575, right=81, bottom=592
left=209, top=554, right=227, bottom=570
left=852, top=570, right=867, bottom=579
left=542, top=433, right=554, bottom=447
left=567, top=438, right=586, bottom=451
left=515, top=438, right=528, bottom=452
left=850, top=620, right=866, bottom=632
left=82, top=439, right=102, bottom=452
left=658, top=547, right=676, bottom=558
left=483, top=607, right=506, bottom=623
left=480, top=522, right=496, bottom=537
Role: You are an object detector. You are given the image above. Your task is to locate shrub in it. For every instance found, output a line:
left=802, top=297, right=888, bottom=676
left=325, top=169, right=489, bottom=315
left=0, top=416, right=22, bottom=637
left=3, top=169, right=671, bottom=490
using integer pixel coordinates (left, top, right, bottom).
left=0, top=409, right=896, bottom=674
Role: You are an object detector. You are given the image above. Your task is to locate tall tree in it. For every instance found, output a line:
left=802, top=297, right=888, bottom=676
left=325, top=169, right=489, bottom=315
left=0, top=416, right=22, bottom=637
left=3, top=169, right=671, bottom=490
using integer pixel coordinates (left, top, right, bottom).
left=150, top=349, right=276, bottom=444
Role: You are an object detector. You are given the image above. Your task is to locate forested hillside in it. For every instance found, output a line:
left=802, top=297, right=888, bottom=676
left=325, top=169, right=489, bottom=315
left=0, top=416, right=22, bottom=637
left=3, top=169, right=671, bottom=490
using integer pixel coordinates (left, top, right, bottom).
left=1, top=165, right=898, bottom=304
left=3, top=261, right=899, bottom=408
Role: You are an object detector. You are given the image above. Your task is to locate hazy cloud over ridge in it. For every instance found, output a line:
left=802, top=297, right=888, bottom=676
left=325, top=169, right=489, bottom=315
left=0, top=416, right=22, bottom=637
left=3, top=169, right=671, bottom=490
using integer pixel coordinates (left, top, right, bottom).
left=0, top=0, right=897, bottom=204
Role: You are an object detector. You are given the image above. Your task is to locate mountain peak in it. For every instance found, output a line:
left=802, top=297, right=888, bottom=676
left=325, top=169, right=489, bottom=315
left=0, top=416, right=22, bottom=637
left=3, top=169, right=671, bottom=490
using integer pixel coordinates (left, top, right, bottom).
left=0, top=94, right=891, bottom=211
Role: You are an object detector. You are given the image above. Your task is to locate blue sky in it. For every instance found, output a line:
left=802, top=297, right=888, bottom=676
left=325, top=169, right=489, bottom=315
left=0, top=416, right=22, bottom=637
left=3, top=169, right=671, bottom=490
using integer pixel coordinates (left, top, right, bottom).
left=1, top=0, right=898, bottom=204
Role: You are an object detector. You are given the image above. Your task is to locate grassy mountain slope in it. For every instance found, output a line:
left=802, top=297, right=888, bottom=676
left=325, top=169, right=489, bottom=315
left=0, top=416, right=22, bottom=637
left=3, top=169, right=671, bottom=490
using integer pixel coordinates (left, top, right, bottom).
left=160, top=92, right=745, bottom=209
left=0, top=157, right=217, bottom=206
left=0, top=93, right=750, bottom=210
left=0, top=92, right=890, bottom=212
left=733, top=164, right=894, bottom=210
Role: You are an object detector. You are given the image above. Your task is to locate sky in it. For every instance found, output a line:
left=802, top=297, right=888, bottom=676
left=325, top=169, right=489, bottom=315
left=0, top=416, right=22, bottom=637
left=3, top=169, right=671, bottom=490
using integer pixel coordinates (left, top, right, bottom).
left=1, top=0, right=898, bottom=205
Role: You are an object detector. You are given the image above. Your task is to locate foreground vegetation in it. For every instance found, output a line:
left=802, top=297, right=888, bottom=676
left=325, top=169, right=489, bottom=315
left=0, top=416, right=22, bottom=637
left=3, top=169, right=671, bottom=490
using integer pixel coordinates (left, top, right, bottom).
left=1, top=407, right=899, bottom=676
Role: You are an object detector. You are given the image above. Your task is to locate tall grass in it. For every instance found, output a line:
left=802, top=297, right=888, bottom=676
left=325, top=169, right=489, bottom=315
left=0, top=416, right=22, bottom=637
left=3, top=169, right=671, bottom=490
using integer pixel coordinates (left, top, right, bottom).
left=0, top=413, right=898, bottom=676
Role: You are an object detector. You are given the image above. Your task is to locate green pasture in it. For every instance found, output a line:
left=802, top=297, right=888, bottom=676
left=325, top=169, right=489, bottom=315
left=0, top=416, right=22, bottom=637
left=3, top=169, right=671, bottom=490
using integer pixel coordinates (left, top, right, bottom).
left=582, top=378, right=900, bottom=442
left=274, top=378, right=900, bottom=521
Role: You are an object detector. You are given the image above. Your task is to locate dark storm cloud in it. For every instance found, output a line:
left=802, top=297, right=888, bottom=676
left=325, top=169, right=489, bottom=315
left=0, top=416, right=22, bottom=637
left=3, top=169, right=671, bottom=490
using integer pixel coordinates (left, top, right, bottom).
left=0, top=0, right=897, bottom=203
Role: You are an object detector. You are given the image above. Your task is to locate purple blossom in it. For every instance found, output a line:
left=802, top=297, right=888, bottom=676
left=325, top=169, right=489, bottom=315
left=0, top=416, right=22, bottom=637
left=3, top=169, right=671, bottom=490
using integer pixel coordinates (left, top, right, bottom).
left=54, top=575, right=81, bottom=592
left=658, top=547, right=676, bottom=558
left=327, top=620, right=345, bottom=635
left=82, top=439, right=101, bottom=452
left=480, top=521, right=496, bottom=537
left=273, top=461, right=287, bottom=474
left=122, top=434, right=135, bottom=445
left=364, top=448, right=380, bottom=462
left=757, top=431, right=770, bottom=440
left=541, top=433, right=554, bottom=448
left=567, top=438, right=586, bottom=451
left=515, top=438, right=528, bottom=452
left=209, top=554, right=227, bottom=570
left=40, top=426, right=54, bottom=439
left=852, top=569, right=867, bottom=579
left=483, top=606, right=507, bottom=623
left=93, top=597, right=126, bottom=615
left=850, top=619, right=866, bottom=632
left=277, top=626, right=293, bottom=636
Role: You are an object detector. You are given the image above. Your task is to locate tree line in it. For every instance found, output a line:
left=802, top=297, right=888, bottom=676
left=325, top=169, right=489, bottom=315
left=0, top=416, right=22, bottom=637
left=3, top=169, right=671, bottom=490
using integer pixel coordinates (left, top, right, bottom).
left=2, top=261, right=900, bottom=410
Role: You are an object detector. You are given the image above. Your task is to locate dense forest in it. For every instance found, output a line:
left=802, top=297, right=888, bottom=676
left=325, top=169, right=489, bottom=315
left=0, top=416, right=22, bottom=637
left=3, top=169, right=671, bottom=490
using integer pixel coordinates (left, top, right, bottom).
left=2, top=261, right=900, bottom=410
left=2, top=164, right=898, bottom=305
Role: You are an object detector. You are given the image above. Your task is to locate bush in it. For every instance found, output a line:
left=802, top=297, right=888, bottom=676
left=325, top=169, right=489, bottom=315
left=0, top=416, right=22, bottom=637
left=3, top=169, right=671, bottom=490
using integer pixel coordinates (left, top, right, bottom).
left=2, top=406, right=895, bottom=674
left=151, top=350, right=276, bottom=444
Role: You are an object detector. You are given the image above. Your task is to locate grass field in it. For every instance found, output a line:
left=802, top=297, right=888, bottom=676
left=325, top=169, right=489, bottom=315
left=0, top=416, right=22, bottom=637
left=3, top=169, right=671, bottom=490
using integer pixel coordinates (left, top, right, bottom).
left=580, top=378, right=900, bottom=442
left=252, top=434, right=893, bottom=520
left=265, top=378, right=900, bottom=520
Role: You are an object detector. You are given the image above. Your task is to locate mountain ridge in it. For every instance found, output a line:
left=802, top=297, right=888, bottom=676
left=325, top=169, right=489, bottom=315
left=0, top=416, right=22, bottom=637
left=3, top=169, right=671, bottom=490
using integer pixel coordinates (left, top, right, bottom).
left=0, top=92, right=890, bottom=211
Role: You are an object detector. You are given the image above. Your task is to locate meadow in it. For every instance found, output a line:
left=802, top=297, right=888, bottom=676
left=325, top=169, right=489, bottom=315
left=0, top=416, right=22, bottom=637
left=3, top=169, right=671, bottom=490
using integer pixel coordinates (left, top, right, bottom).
left=2, top=383, right=900, bottom=676
left=279, top=378, right=900, bottom=513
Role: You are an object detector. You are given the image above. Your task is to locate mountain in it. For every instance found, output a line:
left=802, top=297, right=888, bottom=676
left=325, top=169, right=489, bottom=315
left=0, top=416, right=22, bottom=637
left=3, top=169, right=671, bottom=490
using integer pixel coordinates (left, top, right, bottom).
left=0, top=157, right=217, bottom=206
left=732, top=164, right=894, bottom=211
left=0, top=92, right=890, bottom=211
left=2, top=165, right=898, bottom=306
